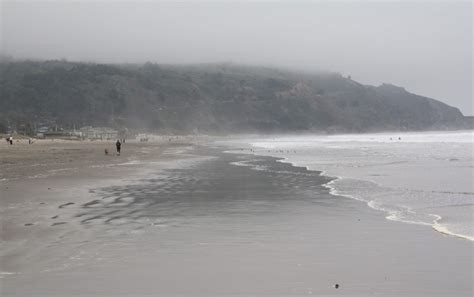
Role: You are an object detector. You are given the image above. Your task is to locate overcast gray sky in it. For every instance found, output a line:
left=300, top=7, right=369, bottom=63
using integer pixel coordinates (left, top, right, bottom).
left=1, top=0, right=472, bottom=115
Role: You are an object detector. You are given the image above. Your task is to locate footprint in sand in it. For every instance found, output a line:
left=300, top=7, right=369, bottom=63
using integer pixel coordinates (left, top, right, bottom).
left=51, top=222, right=67, bottom=226
left=51, top=215, right=59, bottom=219
left=24, top=223, right=34, bottom=226
left=58, top=202, right=75, bottom=208
left=82, top=200, right=101, bottom=208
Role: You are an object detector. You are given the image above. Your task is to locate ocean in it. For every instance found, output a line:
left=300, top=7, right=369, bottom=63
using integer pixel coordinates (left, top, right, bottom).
left=230, top=130, right=474, bottom=242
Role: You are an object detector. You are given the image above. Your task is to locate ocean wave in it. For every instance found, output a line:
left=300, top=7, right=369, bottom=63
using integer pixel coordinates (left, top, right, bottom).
left=0, top=271, right=20, bottom=279
left=307, top=162, right=474, bottom=242
left=432, top=216, right=474, bottom=242
left=227, top=143, right=474, bottom=243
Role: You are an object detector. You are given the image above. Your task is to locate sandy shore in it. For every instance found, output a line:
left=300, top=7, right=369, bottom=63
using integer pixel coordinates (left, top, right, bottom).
left=1, top=141, right=472, bottom=296
left=0, top=138, right=198, bottom=281
left=0, top=137, right=200, bottom=181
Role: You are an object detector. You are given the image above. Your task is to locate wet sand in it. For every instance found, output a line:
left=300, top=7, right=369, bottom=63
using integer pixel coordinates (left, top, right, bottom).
left=0, top=138, right=197, bottom=281
left=1, top=142, right=473, bottom=296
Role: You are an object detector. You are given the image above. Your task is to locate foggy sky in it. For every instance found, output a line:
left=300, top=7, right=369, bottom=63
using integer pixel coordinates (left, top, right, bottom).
left=1, top=0, right=472, bottom=115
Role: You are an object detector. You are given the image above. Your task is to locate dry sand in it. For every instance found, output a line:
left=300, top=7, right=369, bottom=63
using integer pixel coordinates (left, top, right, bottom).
left=0, top=140, right=473, bottom=296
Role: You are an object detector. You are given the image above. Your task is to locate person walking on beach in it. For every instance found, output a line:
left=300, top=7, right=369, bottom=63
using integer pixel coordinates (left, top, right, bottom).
left=9, top=136, right=13, bottom=145
left=115, top=139, right=121, bottom=155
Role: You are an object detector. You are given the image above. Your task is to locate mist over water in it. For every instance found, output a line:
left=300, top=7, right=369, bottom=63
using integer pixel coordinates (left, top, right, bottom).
left=1, top=0, right=472, bottom=115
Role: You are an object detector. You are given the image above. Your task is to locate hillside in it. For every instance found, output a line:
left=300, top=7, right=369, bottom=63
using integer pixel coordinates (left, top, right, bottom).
left=0, top=60, right=469, bottom=134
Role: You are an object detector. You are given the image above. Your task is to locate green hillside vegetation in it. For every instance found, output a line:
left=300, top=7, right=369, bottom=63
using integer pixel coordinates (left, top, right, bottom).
left=0, top=60, right=468, bottom=134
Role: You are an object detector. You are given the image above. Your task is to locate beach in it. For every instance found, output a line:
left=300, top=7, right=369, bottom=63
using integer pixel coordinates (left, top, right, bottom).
left=1, top=138, right=473, bottom=296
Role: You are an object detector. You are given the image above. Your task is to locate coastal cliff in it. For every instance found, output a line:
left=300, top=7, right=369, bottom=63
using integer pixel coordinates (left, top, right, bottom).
left=0, top=61, right=469, bottom=134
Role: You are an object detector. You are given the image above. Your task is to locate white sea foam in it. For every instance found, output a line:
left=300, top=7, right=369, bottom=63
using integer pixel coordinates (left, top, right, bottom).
left=0, top=271, right=20, bottom=279
left=432, top=216, right=474, bottom=242
left=230, top=160, right=269, bottom=171
left=228, top=131, right=474, bottom=242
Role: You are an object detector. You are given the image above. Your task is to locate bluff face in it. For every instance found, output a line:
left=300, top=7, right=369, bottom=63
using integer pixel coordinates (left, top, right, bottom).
left=0, top=61, right=469, bottom=134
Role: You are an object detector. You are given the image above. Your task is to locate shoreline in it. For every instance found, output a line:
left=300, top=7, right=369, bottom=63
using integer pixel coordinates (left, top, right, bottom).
left=225, top=148, right=474, bottom=243
left=1, top=141, right=473, bottom=296
left=291, top=157, right=474, bottom=243
left=231, top=133, right=474, bottom=243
